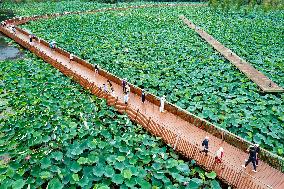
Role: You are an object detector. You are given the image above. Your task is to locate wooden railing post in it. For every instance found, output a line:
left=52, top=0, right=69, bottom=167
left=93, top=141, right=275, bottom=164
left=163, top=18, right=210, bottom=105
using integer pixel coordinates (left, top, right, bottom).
left=147, top=117, right=151, bottom=127
left=134, top=109, right=139, bottom=122
left=173, top=131, right=181, bottom=150
left=114, top=97, right=119, bottom=107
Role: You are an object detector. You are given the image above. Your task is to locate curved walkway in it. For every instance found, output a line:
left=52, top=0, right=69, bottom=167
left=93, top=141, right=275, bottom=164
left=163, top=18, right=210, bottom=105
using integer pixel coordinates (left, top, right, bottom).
left=1, top=4, right=284, bottom=189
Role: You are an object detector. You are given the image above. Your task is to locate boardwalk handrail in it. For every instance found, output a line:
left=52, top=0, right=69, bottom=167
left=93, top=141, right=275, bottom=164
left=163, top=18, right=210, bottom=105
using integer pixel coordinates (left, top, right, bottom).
left=2, top=5, right=283, bottom=173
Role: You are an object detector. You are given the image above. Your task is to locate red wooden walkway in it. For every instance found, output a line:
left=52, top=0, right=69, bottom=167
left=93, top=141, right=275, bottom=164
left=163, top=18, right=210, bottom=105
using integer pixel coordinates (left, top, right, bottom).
left=179, top=15, right=283, bottom=93
left=1, top=4, right=284, bottom=189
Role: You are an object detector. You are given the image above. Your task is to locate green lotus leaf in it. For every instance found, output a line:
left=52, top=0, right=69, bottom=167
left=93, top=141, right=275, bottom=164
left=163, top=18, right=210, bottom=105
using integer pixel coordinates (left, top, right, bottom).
left=72, top=174, right=79, bottom=182
left=93, top=164, right=104, bottom=177
left=210, top=180, right=222, bottom=189
left=51, top=151, right=63, bottom=161
left=104, top=166, right=115, bottom=178
left=122, top=169, right=132, bottom=179
left=12, top=179, right=25, bottom=189
left=47, top=178, right=64, bottom=189
left=77, top=157, right=89, bottom=165
left=205, top=171, right=217, bottom=179
left=187, top=178, right=203, bottom=189
left=112, top=174, right=124, bottom=185
left=70, top=161, right=82, bottom=173
left=40, top=171, right=52, bottom=179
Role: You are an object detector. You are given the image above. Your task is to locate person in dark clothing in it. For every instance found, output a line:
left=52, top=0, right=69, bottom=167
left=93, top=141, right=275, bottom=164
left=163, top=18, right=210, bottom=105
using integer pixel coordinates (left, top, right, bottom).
left=122, top=78, right=127, bottom=93
left=200, top=136, right=209, bottom=156
left=29, top=34, right=35, bottom=43
left=242, top=146, right=257, bottom=172
left=141, top=89, right=146, bottom=103
left=94, top=64, right=99, bottom=74
left=254, top=144, right=260, bottom=166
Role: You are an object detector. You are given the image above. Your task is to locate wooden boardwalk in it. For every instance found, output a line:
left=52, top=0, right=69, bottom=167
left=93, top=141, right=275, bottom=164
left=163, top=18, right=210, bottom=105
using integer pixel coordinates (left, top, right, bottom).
left=179, top=15, right=284, bottom=93
left=1, top=5, right=284, bottom=188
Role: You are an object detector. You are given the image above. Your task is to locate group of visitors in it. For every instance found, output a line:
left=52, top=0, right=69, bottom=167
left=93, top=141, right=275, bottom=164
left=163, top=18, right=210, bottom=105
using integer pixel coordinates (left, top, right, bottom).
left=1, top=21, right=7, bottom=27
left=98, top=76, right=149, bottom=106
left=29, top=34, right=36, bottom=43
left=200, top=136, right=261, bottom=172
left=200, top=136, right=224, bottom=166
left=102, top=79, right=115, bottom=96
left=1, top=21, right=15, bottom=33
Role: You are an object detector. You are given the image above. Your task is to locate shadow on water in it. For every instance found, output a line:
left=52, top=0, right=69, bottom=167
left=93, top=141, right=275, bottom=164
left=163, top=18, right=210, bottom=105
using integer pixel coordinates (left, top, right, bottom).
left=0, top=9, right=25, bottom=61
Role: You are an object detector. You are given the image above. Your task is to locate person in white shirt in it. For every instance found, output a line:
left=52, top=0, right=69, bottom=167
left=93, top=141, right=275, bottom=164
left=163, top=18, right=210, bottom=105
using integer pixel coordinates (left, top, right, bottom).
left=160, top=95, right=166, bottom=112
left=124, top=92, right=129, bottom=104
left=69, top=53, right=74, bottom=63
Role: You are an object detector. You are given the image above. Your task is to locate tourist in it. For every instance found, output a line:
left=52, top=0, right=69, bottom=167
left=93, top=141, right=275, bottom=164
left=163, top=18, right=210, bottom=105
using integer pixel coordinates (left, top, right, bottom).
left=124, top=92, right=129, bottom=105
left=107, top=80, right=113, bottom=92
left=29, top=34, right=35, bottom=43
left=11, top=25, right=16, bottom=33
left=1, top=21, right=6, bottom=27
left=159, top=95, right=166, bottom=112
left=126, top=84, right=130, bottom=94
left=94, top=64, right=99, bottom=74
left=69, top=53, right=74, bottom=63
left=49, top=41, right=56, bottom=49
left=111, top=87, right=115, bottom=97
left=200, top=136, right=209, bottom=156
left=102, top=84, right=108, bottom=93
left=254, top=144, right=260, bottom=167
left=141, top=89, right=146, bottom=103
left=242, top=145, right=257, bottom=172
left=122, top=78, right=127, bottom=93
left=215, top=147, right=224, bottom=164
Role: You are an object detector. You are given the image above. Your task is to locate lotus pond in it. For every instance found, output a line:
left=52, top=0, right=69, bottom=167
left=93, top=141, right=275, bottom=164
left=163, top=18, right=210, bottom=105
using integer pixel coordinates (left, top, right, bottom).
left=17, top=5, right=284, bottom=156
left=0, top=50, right=222, bottom=188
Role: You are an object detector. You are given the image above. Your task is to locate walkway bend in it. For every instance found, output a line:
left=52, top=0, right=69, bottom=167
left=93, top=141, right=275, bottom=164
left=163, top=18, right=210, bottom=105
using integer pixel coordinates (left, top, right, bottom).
left=179, top=15, right=283, bottom=93
left=1, top=4, right=284, bottom=189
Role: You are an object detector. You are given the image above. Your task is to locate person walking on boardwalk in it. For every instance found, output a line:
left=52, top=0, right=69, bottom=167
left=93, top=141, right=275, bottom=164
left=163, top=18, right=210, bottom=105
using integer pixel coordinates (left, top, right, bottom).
left=29, top=34, right=35, bottom=43
left=122, top=78, right=127, bottom=93
left=69, top=53, right=74, bottom=63
left=49, top=41, right=56, bottom=50
left=215, top=147, right=224, bottom=164
left=124, top=92, right=129, bottom=105
left=242, top=145, right=257, bottom=172
left=200, top=136, right=209, bottom=156
left=107, top=80, right=113, bottom=92
left=254, top=144, right=260, bottom=167
left=1, top=21, right=6, bottom=27
left=94, top=64, right=99, bottom=74
left=126, top=84, right=130, bottom=94
left=159, top=95, right=166, bottom=112
left=102, top=84, right=108, bottom=93
left=10, top=25, right=16, bottom=33
left=141, top=89, right=146, bottom=103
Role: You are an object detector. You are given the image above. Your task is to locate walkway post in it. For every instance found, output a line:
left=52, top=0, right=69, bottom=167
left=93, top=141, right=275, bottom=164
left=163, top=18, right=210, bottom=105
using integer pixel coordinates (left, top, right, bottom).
left=134, top=109, right=139, bottom=122
left=173, top=131, right=181, bottom=150
left=114, top=97, right=119, bottom=107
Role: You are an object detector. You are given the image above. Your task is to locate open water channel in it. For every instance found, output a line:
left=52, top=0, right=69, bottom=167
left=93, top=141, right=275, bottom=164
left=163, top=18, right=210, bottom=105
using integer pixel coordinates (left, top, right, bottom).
left=0, top=9, right=24, bottom=61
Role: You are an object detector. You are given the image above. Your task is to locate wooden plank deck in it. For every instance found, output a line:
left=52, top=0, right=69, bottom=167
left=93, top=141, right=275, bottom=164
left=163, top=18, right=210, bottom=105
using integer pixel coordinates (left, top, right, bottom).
left=179, top=15, right=283, bottom=93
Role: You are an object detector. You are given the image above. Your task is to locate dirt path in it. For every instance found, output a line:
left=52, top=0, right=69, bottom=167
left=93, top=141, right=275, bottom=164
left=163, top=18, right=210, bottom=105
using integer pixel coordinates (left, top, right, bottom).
left=1, top=5, right=284, bottom=188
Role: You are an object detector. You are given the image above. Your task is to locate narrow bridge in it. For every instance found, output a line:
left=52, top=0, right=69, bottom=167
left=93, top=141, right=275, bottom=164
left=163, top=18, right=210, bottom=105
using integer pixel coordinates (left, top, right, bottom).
left=179, top=15, right=283, bottom=93
left=1, top=4, right=284, bottom=188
